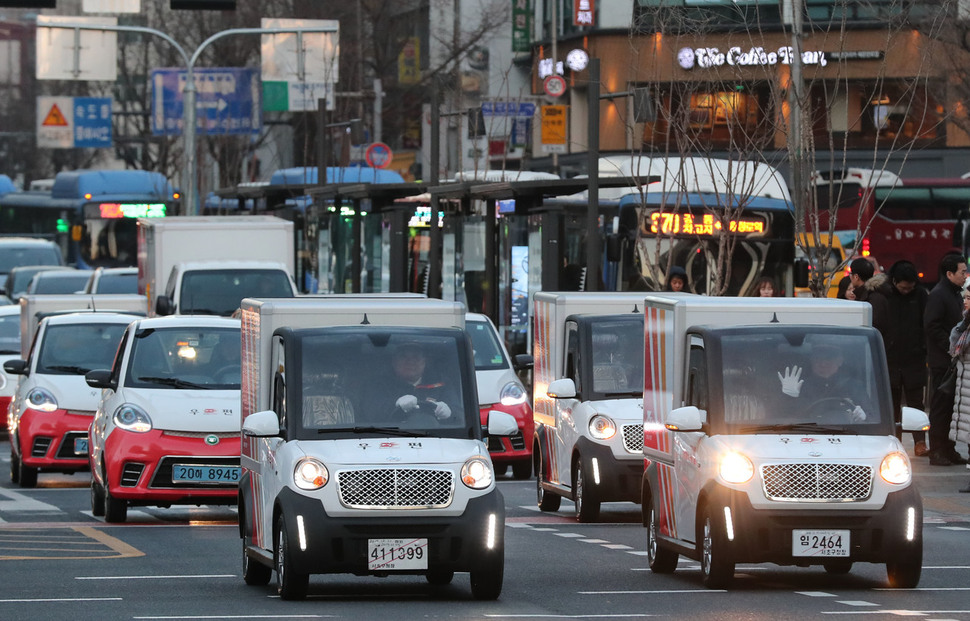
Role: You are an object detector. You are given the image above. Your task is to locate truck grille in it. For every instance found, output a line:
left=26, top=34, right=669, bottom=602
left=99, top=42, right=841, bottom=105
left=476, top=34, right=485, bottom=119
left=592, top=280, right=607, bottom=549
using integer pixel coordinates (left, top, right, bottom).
left=621, top=424, right=643, bottom=453
left=337, top=468, right=455, bottom=509
left=761, top=463, right=873, bottom=502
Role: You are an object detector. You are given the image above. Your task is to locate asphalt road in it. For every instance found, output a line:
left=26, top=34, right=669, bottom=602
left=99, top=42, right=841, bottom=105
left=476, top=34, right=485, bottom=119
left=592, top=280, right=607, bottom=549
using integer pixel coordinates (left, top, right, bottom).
left=1, top=439, right=970, bottom=621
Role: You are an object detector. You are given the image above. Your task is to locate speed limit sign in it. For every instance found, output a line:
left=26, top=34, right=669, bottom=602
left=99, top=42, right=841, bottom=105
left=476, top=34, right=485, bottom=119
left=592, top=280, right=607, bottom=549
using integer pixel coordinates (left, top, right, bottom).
left=543, top=75, right=567, bottom=98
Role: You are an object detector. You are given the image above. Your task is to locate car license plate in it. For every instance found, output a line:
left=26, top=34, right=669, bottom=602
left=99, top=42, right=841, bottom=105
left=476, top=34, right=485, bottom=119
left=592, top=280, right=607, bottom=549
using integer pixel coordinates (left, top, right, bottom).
left=367, top=538, right=428, bottom=571
left=792, top=529, right=850, bottom=557
left=171, top=464, right=240, bottom=483
left=73, top=437, right=88, bottom=456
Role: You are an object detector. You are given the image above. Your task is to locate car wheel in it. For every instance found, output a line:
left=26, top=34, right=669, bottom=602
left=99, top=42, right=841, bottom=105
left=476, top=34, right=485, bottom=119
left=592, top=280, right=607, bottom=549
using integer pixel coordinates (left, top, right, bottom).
left=494, top=464, right=509, bottom=476
left=699, top=503, right=735, bottom=589
left=243, top=535, right=272, bottom=586
left=823, top=559, right=853, bottom=575
left=275, top=514, right=309, bottom=600
left=512, top=460, right=531, bottom=480
left=425, top=569, right=454, bottom=586
left=536, top=453, right=561, bottom=512
left=9, top=450, right=20, bottom=484
left=90, top=480, right=105, bottom=517
left=886, top=537, right=922, bottom=588
left=103, top=484, right=128, bottom=523
left=646, top=492, right=678, bottom=573
left=18, top=459, right=38, bottom=488
left=469, top=552, right=503, bottom=600
left=573, top=458, right=600, bottom=523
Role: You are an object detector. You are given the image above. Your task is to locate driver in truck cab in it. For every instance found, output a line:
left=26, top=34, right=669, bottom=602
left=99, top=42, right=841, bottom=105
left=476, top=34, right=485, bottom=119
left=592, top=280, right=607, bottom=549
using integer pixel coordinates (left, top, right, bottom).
left=385, top=341, right=458, bottom=421
left=776, top=340, right=869, bottom=422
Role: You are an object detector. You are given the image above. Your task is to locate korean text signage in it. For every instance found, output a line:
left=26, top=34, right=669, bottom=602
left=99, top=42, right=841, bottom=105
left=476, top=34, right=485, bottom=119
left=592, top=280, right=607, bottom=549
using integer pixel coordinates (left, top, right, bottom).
left=677, top=46, right=827, bottom=70
left=37, top=96, right=112, bottom=149
left=151, top=67, right=260, bottom=136
left=512, top=0, right=533, bottom=53
left=643, top=211, right=767, bottom=238
left=540, top=105, right=566, bottom=154
left=574, top=0, right=594, bottom=26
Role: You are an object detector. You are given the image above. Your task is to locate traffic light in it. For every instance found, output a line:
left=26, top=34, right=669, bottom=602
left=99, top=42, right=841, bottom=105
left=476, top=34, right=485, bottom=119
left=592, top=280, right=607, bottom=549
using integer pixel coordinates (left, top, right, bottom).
left=170, top=0, right=236, bottom=9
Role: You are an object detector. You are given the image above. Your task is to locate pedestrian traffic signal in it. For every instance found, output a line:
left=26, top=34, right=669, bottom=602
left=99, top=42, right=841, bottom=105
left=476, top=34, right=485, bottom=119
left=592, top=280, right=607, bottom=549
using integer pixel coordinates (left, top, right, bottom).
left=170, top=0, right=235, bottom=9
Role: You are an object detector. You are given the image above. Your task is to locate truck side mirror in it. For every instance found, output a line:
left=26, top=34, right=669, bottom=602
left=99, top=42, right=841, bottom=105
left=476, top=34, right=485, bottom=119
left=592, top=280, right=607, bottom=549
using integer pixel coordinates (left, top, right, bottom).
left=793, top=257, right=809, bottom=288
left=900, top=406, right=930, bottom=434
left=155, top=295, right=174, bottom=316
left=85, top=369, right=116, bottom=390
left=547, top=378, right=576, bottom=399
left=3, top=359, right=27, bottom=376
left=513, top=354, right=534, bottom=371
left=243, top=410, right=282, bottom=437
left=665, top=405, right=704, bottom=432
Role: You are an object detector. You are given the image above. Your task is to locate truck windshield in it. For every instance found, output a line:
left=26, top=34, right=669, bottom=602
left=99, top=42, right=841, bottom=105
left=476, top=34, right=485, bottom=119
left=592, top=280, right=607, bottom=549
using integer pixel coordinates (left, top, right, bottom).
left=126, top=326, right=240, bottom=389
left=297, top=332, right=470, bottom=438
left=587, top=316, right=644, bottom=397
left=718, top=329, right=891, bottom=433
left=179, top=269, right=294, bottom=316
left=37, top=322, right=128, bottom=375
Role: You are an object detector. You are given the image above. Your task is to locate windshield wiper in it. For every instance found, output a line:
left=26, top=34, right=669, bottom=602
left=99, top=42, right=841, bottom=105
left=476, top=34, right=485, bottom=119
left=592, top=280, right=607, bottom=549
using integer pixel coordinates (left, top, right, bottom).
left=738, top=422, right=853, bottom=435
left=45, top=364, right=91, bottom=374
left=137, top=376, right=209, bottom=389
left=317, top=426, right=428, bottom=437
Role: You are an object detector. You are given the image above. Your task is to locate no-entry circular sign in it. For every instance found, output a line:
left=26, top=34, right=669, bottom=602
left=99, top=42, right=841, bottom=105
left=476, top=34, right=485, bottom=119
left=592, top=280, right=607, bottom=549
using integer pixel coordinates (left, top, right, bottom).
left=365, top=142, right=393, bottom=169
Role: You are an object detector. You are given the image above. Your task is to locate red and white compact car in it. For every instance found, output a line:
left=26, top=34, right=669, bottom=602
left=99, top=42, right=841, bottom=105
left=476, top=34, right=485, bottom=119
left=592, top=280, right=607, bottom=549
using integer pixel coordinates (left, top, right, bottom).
left=466, top=313, right=534, bottom=479
left=0, top=305, right=21, bottom=423
left=6, top=312, right=133, bottom=487
left=85, top=315, right=241, bottom=522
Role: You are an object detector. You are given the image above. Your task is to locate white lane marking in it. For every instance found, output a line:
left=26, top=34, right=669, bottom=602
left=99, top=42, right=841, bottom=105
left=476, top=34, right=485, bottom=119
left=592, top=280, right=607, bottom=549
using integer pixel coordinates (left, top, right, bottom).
left=836, top=601, right=878, bottom=606
left=821, top=610, right=970, bottom=616
left=77, top=574, right=235, bottom=580
left=797, top=591, right=837, bottom=597
left=627, top=551, right=648, bottom=556
left=602, top=544, right=633, bottom=550
left=917, top=566, right=970, bottom=570
left=0, top=597, right=122, bottom=603
left=938, top=526, right=970, bottom=531
left=579, top=538, right=609, bottom=543
left=134, top=616, right=330, bottom=619
left=485, top=616, right=660, bottom=619
left=508, top=523, right=535, bottom=529
left=0, top=489, right=61, bottom=512
left=578, top=589, right=726, bottom=594
left=554, top=532, right=584, bottom=538
left=532, top=527, right=558, bottom=532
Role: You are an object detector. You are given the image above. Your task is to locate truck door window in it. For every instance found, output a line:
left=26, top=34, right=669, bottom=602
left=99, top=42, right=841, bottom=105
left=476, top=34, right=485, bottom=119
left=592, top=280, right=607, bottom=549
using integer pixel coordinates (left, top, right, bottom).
left=271, top=338, right=286, bottom=428
left=565, top=321, right=581, bottom=394
left=685, top=336, right=708, bottom=413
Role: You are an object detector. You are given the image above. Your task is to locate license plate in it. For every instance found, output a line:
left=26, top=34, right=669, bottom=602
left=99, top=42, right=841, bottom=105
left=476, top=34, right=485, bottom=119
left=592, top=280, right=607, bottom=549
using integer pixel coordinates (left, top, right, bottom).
left=171, top=464, right=240, bottom=483
left=792, top=529, right=850, bottom=557
left=367, top=538, right=429, bottom=571
left=73, top=437, right=88, bottom=456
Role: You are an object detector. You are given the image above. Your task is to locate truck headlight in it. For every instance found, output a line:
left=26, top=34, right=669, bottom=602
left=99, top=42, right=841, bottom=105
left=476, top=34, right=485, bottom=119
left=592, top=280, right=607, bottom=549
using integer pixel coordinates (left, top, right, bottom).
left=499, top=381, right=527, bottom=406
left=719, top=452, right=754, bottom=484
left=113, top=404, right=152, bottom=433
left=588, top=414, right=617, bottom=440
left=26, top=387, right=58, bottom=412
left=294, top=458, right=329, bottom=490
left=461, top=457, right=493, bottom=489
left=879, top=451, right=911, bottom=485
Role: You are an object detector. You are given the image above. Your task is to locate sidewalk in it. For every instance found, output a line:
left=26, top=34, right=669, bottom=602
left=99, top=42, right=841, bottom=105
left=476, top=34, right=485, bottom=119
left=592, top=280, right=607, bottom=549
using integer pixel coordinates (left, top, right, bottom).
left=903, top=435, right=970, bottom=522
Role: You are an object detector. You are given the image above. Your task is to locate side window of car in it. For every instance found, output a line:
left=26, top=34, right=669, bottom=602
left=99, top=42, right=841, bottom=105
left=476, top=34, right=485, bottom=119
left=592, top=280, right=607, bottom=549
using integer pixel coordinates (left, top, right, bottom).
left=110, top=328, right=130, bottom=385
left=685, top=335, right=708, bottom=413
left=271, top=337, right=286, bottom=431
left=565, top=321, right=581, bottom=395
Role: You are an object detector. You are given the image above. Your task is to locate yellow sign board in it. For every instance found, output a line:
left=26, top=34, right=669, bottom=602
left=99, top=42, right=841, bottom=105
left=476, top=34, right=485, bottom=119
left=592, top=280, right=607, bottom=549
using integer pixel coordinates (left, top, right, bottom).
left=541, top=105, right=566, bottom=153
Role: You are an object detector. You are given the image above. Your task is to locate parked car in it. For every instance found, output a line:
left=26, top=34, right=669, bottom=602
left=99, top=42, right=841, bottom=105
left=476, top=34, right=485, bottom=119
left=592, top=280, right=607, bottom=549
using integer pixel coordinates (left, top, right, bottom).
left=83, top=267, right=138, bottom=294
left=85, top=315, right=242, bottom=523
left=0, top=238, right=63, bottom=283
left=5, top=312, right=134, bottom=487
left=0, top=305, right=22, bottom=428
left=466, top=313, right=534, bottom=479
left=26, top=269, right=91, bottom=296
left=4, top=265, right=73, bottom=303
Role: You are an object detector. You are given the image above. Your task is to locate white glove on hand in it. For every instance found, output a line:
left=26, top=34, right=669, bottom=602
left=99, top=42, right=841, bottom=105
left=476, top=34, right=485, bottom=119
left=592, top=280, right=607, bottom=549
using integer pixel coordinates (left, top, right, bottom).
left=778, top=366, right=804, bottom=397
left=433, top=400, right=452, bottom=420
left=395, top=395, right=419, bottom=411
left=850, top=405, right=867, bottom=422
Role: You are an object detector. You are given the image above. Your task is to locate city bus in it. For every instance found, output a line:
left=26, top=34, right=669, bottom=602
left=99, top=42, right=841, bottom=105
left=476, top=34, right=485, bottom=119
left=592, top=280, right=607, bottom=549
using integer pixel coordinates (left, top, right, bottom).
left=0, top=169, right=177, bottom=269
left=812, top=168, right=968, bottom=281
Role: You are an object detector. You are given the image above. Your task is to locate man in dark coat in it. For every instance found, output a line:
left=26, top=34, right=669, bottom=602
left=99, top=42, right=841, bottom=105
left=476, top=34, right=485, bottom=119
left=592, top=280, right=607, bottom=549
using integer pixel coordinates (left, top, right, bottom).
left=925, top=253, right=968, bottom=465
left=884, top=261, right=929, bottom=446
left=848, top=257, right=891, bottom=339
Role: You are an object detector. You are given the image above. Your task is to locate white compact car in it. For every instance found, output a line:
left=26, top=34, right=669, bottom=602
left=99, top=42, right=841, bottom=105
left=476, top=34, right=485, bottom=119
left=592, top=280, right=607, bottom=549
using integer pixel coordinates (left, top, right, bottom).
left=85, top=315, right=241, bottom=522
left=0, top=305, right=22, bottom=420
left=5, top=312, right=134, bottom=487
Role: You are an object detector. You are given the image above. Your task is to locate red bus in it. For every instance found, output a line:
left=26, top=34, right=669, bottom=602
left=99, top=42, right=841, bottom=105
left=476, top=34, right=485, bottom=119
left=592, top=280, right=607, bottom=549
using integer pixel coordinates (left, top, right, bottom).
left=812, top=168, right=967, bottom=282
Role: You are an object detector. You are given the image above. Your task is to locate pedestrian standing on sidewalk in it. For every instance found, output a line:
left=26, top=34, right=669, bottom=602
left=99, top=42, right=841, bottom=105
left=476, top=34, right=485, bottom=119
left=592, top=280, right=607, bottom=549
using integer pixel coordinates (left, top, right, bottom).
left=949, top=288, right=970, bottom=484
left=884, top=260, right=929, bottom=448
left=848, top=257, right=892, bottom=343
left=925, top=253, right=968, bottom=466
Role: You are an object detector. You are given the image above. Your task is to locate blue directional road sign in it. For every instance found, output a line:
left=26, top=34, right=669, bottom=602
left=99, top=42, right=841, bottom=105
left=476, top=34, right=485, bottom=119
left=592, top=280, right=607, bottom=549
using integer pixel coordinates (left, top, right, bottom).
left=151, top=67, right=261, bottom=136
left=73, top=97, right=112, bottom=148
left=480, top=101, right=536, bottom=117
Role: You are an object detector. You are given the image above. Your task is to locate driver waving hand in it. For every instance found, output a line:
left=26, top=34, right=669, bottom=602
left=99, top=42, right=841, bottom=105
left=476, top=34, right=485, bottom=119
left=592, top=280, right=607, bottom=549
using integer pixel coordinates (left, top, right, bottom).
left=778, top=342, right=869, bottom=422
left=388, top=342, right=455, bottom=421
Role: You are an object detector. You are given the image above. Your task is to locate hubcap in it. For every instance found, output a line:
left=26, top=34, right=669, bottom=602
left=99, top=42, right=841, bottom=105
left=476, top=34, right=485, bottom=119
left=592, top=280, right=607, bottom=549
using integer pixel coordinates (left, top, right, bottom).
left=648, top=508, right=658, bottom=560
left=702, top=518, right=713, bottom=574
left=575, top=468, right=584, bottom=515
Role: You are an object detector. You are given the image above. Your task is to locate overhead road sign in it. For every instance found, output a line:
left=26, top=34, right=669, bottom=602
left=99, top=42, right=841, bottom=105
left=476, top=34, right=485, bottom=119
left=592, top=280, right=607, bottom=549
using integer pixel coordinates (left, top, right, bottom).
left=151, top=67, right=260, bottom=136
left=37, top=96, right=112, bottom=149
left=36, top=15, right=117, bottom=81
left=261, top=18, right=339, bottom=112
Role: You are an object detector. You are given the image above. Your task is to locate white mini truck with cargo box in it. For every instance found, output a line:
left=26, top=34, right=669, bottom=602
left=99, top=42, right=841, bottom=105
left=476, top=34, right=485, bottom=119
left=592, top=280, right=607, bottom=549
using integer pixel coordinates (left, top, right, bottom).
left=238, top=298, right=517, bottom=600
left=640, top=296, right=930, bottom=589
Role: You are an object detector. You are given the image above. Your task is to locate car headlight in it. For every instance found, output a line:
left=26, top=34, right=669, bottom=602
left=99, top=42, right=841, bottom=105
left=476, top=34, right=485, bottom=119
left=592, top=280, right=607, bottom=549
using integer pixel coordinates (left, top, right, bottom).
left=461, top=457, right=493, bottom=489
left=294, top=458, right=329, bottom=490
left=113, top=403, right=152, bottom=433
left=499, top=381, right=527, bottom=406
left=588, top=414, right=617, bottom=440
left=880, top=451, right=912, bottom=485
left=26, top=387, right=58, bottom=412
left=719, top=452, right=754, bottom=484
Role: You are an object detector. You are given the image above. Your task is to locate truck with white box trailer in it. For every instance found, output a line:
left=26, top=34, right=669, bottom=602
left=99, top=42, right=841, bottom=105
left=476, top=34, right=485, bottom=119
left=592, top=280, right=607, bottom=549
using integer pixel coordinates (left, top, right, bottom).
left=237, top=297, right=517, bottom=600
left=19, top=294, right=145, bottom=357
left=639, top=295, right=929, bottom=588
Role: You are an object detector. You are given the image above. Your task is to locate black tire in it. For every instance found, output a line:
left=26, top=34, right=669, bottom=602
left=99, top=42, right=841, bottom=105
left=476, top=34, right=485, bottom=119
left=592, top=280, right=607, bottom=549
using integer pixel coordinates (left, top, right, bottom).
left=645, top=493, right=679, bottom=573
left=275, top=515, right=309, bottom=600
left=573, top=457, right=600, bottom=523
left=469, top=554, right=504, bottom=600
left=10, top=450, right=20, bottom=484
left=536, top=452, right=561, bottom=512
left=242, top=536, right=272, bottom=586
left=494, top=464, right=509, bottom=476
left=425, top=569, right=454, bottom=585
left=18, top=461, right=38, bottom=488
left=699, top=503, right=735, bottom=589
left=90, top=480, right=105, bottom=517
left=103, top=485, right=128, bottom=523
left=511, top=460, right=532, bottom=480
left=823, top=559, right=853, bottom=575
left=886, top=539, right=922, bottom=588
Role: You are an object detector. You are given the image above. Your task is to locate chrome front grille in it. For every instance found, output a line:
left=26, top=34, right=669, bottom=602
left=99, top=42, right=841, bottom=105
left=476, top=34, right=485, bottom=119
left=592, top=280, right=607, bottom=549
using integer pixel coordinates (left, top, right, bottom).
left=621, top=424, right=643, bottom=454
left=336, top=468, right=455, bottom=509
left=761, top=463, right=873, bottom=502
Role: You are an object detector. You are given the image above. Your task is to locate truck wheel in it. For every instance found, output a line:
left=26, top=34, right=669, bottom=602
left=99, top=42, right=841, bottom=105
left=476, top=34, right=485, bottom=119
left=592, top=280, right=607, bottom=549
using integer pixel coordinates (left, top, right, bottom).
left=823, top=560, right=853, bottom=575
left=886, top=540, right=922, bottom=588
left=469, top=553, right=503, bottom=600
left=275, top=515, right=309, bottom=600
left=512, top=460, right=532, bottom=480
left=242, top=536, right=272, bottom=586
left=90, top=481, right=106, bottom=517
left=536, top=455, right=561, bottom=512
left=425, top=569, right=454, bottom=585
left=103, top=485, right=128, bottom=523
left=573, top=458, right=600, bottom=523
left=645, top=493, right=678, bottom=573
left=699, top=504, right=734, bottom=589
